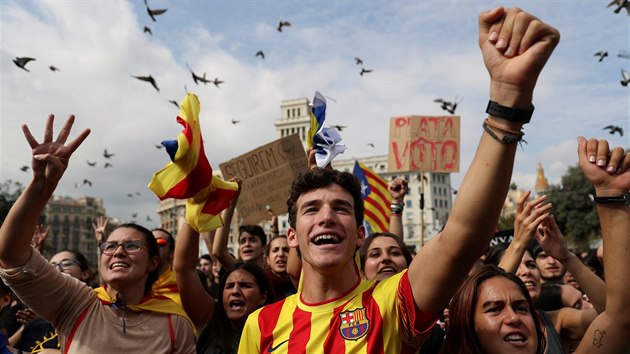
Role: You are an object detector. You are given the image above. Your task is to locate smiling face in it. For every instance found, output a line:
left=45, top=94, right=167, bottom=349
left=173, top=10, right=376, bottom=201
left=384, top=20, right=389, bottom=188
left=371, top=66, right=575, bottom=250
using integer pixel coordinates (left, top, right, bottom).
left=474, top=277, right=538, bottom=354
left=267, top=237, right=289, bottom=275
left=287, top=183, right=365, bottom=272
left=238, top=232, right=264, bottom=263
left=99, top=227, right=159, bottom=291
left=50, top=251, right=90, bottom=282
left=362, top=236, right=408, bottom=281
left=515, top=252, right=541, bottom=301
left=222, top=269, right=267, bottom=328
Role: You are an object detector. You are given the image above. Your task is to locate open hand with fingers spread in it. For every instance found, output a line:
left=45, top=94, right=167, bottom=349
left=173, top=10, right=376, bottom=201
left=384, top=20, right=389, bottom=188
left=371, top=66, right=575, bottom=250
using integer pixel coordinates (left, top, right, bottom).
left=22, top=114, right=91, bottom=187
left=92, top=216, right=109, bottom=244
left=513, top=190, right=552, bottom=246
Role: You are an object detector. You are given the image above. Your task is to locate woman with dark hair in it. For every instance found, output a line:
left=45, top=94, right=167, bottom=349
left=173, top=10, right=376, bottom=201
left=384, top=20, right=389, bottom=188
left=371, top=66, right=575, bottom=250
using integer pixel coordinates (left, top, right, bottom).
left=440, top=265, right=546, bottom=354
left=359, top=232, right=412, bottom=281
left=265, top=235, right=296, bottom=301
left=0, top=115, right=195, bottom=353
left=175, top=221, right=273, bottom=354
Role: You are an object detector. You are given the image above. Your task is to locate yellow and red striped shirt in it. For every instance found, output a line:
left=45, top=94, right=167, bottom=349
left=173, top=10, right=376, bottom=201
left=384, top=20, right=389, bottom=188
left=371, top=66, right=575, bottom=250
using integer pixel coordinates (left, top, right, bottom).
left=239, top=270, right=437, bottom=354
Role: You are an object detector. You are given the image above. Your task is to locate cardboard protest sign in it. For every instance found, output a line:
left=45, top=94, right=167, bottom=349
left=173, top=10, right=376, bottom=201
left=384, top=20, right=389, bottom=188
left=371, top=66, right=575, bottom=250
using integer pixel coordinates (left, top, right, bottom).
left=387, top=115, right=460, bottom=173
left=219, top=134, right=307, bottom=224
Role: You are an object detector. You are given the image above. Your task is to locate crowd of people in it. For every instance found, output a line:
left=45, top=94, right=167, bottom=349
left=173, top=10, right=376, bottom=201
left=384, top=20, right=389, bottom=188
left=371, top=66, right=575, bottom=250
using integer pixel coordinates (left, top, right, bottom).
left=0, top=5, right=629, bottom=354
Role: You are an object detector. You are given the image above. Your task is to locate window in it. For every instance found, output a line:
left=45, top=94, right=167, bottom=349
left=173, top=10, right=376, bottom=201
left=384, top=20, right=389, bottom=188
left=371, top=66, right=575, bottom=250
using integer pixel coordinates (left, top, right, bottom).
left=406, top=212, right=413, bottom=221
left=297, top=108, right=301, bottom=116
left=406, top=200, right=412, bottom=208
left=292, top=108, right=296, bottom=117
left=287, top=109, right=290, bottom=118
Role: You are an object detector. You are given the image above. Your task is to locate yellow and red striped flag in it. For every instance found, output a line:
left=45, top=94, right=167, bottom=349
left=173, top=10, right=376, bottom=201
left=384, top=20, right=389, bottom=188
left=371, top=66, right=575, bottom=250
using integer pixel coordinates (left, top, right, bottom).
left=352, top=161, right=391, bottom=233
left=148, top=93, right=238, bottom=232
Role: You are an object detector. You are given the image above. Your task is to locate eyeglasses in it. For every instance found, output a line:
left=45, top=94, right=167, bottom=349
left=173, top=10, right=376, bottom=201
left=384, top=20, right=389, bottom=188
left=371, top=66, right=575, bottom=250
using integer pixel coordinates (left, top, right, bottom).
left=99, top=240, right=147, bottom=255
left=50, top=259, right=80, bottom=270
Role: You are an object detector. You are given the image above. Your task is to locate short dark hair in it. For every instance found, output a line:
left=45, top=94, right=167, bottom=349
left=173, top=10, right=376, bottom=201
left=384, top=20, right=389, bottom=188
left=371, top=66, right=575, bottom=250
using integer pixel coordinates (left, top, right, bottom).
left=287, top=168, right=364, bottom=228
left=108, top=223, right=160, bottom=295
left=152, top=228, right=175, bottom=251
left=238, top=225, right=267, bottom=246
left=535, top=282, right=563, bottom=311
left=199, top=254, right=212, bottom=262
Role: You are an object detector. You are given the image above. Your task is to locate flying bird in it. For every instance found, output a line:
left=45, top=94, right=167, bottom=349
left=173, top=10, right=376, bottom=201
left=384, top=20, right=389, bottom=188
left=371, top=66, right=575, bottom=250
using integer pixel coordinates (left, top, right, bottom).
left=621, top=69, right=630, bottom=86
left=104, top=163, right=113, bottom=168
left=277, top=20, right=291, bottom=32
left=83, top=179, right=92, bottom=187
left=434, top=96, right=462, bottom=114
left=168, top=99, right=179, bottom=108
left=231, top=119, right=240, bottom=125
left=212, top=78, right=224, bottom=87
left=49, top=65, right=60, bottom=72
left=135, top=192, right=141, bottom=196
left=603, top=125, right=624, bottom=136
left=132, top=75, right=159, bottom=92
left=132, top=213, right=138, bottom=219
left=87, top=160, right=96, bottom=167
left=255, top=50, right=265, bottom=59
left=146, top=215, right=153, bottom=222
left=367, top=143, right=375, bottom=148
left=360, top=68, right=373, bottom=76
left=103, top=149, right=115, bottom=159
left=607, top=0, right=630, bottom=14
left=354, top=57, right=363, bottom=66
left=144, top=0, right=167, bottom=22
left=143, top=26, right=152, bottom=35
left=13, top=57, right=35, bottom=72
left=332, top=125, right=347, bottom=131
left=155, top=143, right=163, bottom=149
left=594, top=51, right=608, bottom=62
left=20, top=166, right=29, bottom=172
left=185, top=63, right=212, bottom=85
left=127, top=193, right=133, bottom=198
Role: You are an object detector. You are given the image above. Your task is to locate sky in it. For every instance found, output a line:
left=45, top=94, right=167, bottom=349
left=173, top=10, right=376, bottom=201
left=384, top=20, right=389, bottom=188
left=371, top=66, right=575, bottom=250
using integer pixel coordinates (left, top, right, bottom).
left=1, top=0, right=628, bottom=226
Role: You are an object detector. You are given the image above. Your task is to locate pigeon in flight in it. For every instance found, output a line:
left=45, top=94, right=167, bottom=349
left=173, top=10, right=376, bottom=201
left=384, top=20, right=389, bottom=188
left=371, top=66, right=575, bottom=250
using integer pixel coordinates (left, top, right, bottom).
left=168, top=99, right=179, bottom=108
left=13, top=57, right=35, bottom=72
left=127, top=193, right=133, bottom=198
left=256, top=50, right=265, bottom=59
left=146, top=215, right=153, bottom=222
left=594, top=51, right=608, bottom=62
left=132, top=212, right=138, bottom=219
left=87, top=160, right=96, bottom=167
left=231, top=119, right=240, bottom=125
left=103, top=149, right=115, bottom=159
left=608, top=0, right=630, bottom=14
left=212, top=78, right=224, bottom=87
left=144, top=26, right=152, bottom=35
left=621, top=69, right=630, bottom=86
left=20, top=166, right=29, bottom=172
left=360, top=68, right=373, bottom=76
left=104, top=163, right=113, bottom=168
left=155, top=143, right=164, bottom=149
left=367, top=143, right=375, bottom=148
left=354, top=57, right=363, bottom=66
left=277, top=20, right=291, bottom=32
left=603, top=125, right=624, bottom=136
left=185, top=63, right=212, bottom=85
left=83, top=179, right=93, bottom=187
left=132, top=75, right=159, bottom=92
left=144, top=0, right=167, bottom=22
left=434, top=97, right=462, bottom=114
left=332, top=125, right=347, bottom=131
left=49, top=65, right=60, bottom=72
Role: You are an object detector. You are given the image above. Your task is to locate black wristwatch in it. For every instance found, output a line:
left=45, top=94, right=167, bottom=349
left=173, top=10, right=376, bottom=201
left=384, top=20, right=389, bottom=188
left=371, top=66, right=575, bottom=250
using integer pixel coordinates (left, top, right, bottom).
left=486, top=100, right=535, bottom=124
left=593, top=193, right=630, bottom=205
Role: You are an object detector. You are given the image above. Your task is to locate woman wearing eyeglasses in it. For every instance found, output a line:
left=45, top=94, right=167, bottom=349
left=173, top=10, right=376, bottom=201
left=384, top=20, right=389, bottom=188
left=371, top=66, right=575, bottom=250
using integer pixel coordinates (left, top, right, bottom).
left=0, top=115, right=196, bottom=353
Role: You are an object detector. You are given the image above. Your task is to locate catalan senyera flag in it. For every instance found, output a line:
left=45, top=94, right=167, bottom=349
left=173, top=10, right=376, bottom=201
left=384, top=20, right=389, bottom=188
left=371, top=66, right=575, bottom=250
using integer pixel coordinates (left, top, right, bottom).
left=148, top=93, right=238, bottom=232
left=306, top=91, right=326, bottom=148
left=353, top=161, right=391, bottom=233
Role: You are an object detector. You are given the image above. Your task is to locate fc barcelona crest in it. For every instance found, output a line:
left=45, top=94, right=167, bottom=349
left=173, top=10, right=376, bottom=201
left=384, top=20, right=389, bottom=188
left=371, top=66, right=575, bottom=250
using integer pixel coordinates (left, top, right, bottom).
left=338, top=307, right=369, bottom=340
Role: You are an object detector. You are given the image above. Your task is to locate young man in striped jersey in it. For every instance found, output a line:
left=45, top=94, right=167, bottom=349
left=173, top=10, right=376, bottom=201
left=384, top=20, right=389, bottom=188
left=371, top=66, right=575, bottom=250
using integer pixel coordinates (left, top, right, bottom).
left=240, top=6, right=560, bottom=353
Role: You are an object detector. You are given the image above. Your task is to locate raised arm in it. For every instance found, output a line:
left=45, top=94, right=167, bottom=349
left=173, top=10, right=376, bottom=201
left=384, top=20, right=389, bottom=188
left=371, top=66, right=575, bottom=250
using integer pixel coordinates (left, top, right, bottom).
left=173, top=222, right=216, bottom=330
left=498, top=191, right=551, bottom=272
left=575, top=137, right=630, bottom=354
left=212, top=177, right=241, bottom=269
left=0, top=115, right=90, bottom=269
left=388, top=178, right=408, bottom=238
left=408, top=7, right=560, bottom=314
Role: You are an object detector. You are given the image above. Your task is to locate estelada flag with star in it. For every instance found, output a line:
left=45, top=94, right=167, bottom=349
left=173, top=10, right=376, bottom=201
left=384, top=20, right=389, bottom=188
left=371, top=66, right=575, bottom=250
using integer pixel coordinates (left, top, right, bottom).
left=353, top=161, right=391, bottom=233
left=148, top=93, right=238, bottom=232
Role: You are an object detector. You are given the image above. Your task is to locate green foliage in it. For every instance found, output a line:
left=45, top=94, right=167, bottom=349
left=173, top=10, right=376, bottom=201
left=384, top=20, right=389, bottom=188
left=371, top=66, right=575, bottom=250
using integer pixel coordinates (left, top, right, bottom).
left=0, top=180, right=24, bottom=226
left=546, top=164, right=599, bottom=251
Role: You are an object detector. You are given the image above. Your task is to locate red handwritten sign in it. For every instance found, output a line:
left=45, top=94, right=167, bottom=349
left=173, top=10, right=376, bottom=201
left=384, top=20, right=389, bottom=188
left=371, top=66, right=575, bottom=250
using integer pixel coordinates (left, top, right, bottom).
left=387, top=115, right=460, bottom=173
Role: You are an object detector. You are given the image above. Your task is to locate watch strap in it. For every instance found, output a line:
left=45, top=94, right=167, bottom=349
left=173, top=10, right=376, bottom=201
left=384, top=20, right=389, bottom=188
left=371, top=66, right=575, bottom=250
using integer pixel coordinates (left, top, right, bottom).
left=486, top=100, right=534, bottom=124
left=593, top=194, right=629, bottom=205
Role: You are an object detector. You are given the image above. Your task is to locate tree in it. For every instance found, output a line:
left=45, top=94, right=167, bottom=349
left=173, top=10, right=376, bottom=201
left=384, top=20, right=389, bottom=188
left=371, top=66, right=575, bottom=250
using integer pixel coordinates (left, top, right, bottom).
left=546, top=164, right=599, bottom=251
left=0, top=180, right=24, bottom=226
